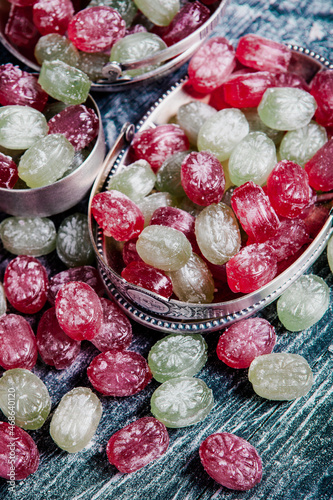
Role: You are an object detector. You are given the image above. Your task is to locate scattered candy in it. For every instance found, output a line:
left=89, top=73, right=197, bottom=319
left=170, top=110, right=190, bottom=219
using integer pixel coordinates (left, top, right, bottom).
left=34, top=33, right=80, bottom=67
left=0, top=216, right=56, bottom=256
left=47, top=266, right=105, bottom=305
left=56, top=212, right=94, bottom=268
left=310, top=69, right=333, bottom=127
left=161, top=1, right=210, bottom=47
left=0, top=421, right=39, bottom=480
left=0, top=314, right=38, bottom=370
left=137, top=191, right=175, bottom=226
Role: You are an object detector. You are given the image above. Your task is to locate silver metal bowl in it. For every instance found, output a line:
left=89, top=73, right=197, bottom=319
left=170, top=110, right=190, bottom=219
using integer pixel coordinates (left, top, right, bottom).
left=88, top=46, right=333, bottom=333
left=0, top=0, right=230, bottom=91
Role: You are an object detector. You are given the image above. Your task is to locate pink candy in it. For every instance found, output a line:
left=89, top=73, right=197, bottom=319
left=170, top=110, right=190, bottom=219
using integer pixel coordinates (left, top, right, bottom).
left=33, top=0, right=74, bottom=36
left=121, top=261, right=173, bottom=298
left=223, top=71, right=275, bottom=108
left=304, top=139, right=333, bottom=192
left=161, top=1, right=210, bottom=47
left=0, top=422, right=39, bottom=480
left=310, top=69, right=333, bottom=127
left=47, top=266, right=105, bottom=305
left=0, top=152, right=19, bottom=189
left=0, top=314, right=38, bottom=370
left=236, top=33, right=291, bottom=72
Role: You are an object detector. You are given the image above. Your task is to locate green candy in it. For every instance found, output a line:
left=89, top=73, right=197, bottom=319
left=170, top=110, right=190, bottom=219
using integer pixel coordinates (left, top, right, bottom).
left=56, top=213, right=94, bottom=268
left=34, top=34, right=80, bottom=67
left=77, top=52, right=110, bottom=82
left=137, top=192, right=176, bottom=227
left=279, top=121, right=327, bottom=166
left=89, top=0, right=138, bottom=26
left=0, top=105, right=48, bottom=150
left=148, top=333, right=208, bottom=383
left=0, top=283, right=6, bottom=316
left=155, top=151, right=188, bottom=198
left=107, top=160, right=156, bottom=202
left=0, top=216, right=56, bottom=256
left=242, top=107, right=284, bottom=145
left=177, top=101, right=216, bottom=145
left=133, top=0, right=179, bottom=26
left=151, top=376, right=214, bottom=428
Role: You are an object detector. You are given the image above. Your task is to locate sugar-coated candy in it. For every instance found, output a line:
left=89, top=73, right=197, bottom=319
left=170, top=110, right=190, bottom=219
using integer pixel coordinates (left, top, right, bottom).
left=0, top=64, right=48, bottom=111
left=161, top=1, right=210, bottom=46
left=236, top=34, right=291, bottom=72
left=4, top=5, right=40, bottom=51
left=0, top=105, right=48, bottom=151
left=55, top=281, right=103, bottom=341
left=197, top=108, right=249, bottom=161
left=258, top=87, right=317, bottom=131
left=176, top=101, right=216, bottom=145
left=199, top=432, right=262, bottom=490
left=228, top=131, right=277, bottom=186
left=121, top=261, right=173, bottom=298
left=36, top=307, right=81, bottom=370
left=279, top=121, right=327, bottom=167
left=56, top=213, right=94, bottom=268
left=107, top=160, right=156, bottom=202
left=188, top=37, right=236, bottom=93
left=150, top=376, right=214, bottom=428
left=0, top=152, right=18, bottom=188
left=50, top=387, right=102, bottom=453
left=216, top=317, right=276, bottom=369
left=0, top=368, right=51, bottom=429
left=0, top=422, right=39, bottom=480
left=137, top=192, right=175, bottom=226
left=148, top=333, right=208, bottom=382
left=47, top=265, right=104, bottom=305
left=226, top=243, right=278, bottom=293
left=0, top=284, right=6, bottom=317
left=223, top=71, right=275, bottom=108
left=133, top=0, right=180, bottom=26
left=195, top=202, right=241, bottom=265
left=259, top=219, right=311, bottom=262
left=89, top=0, right=138, bottom=27
left=310, top=69, right=333, bottom=127
left=4, top=255, right=48, bottom=314
left=90, top=297, right=132, bottom=352
left=248, top=353, right=313, bottom=400
left=0, top=314, right=38, bottom=370
left=33, top=0, right=74, bottom=36
left=0, top=216, right=56, bottom=256
left=106, top=417, right=169, bottom=473
left=150, top=206, right=196, bottom=249
left=136, top=225, right=192, bottom=272
left=277, top=274, right=330, bottom=331
left=34, top=33, right=80, bottom=67
left=77, top=51, right=110, bottom=81
left=304, top=139, right=333, bottom=192
left=87, top=349, right=152, bottom=396
left=91, top=190, right=144, bottom=241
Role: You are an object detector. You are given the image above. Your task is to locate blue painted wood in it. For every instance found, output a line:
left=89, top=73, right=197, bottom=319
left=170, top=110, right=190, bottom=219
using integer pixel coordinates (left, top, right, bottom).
left=1, top=1, right=333, bottom=499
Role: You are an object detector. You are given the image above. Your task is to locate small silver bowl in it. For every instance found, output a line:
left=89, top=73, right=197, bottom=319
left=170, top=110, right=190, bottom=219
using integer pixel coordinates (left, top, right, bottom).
left=88, top=47, right=333, bottom=333
left=0, top=0, right=230, bottom=91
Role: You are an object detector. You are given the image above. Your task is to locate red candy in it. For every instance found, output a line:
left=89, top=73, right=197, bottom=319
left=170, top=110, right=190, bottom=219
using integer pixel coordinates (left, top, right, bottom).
left=4, top=255, right=49, bottom=314
left=181, top=151, right=225, bottom=206
left=273, top=71, right=309, bottom=91
left=47, top=266, right=105, bottom=305
left=0, top=422, right=39, bottom=480
left=130, top=124, right=190, bottom=173
left=121, top=261, right=173, bottom=298
left=0, top=64, right=48, bottom=111
left=310, top=69, right=333, bottom=127
left=91, top=191, right=145, bottom=241
left=199, top=432, right=262, bottom=490
left=0, top=153, right=19, bottom=189
left=4, top=5, right=40, bottom=50
left=0, top=314, right=38, bottom=370
left=236, top=33, right=291, bottom=72
left=106, top=417, right=169, bottom=473
left=122, top=238, right=143, bottom=266
left=67, top=6, right=126, bottom=53
left=36, top=307, right=81, bottom=369
left=87, top=349, right=152, bottom=396
left=161, top=1, right=210, bottom=47
left=150, top=206, right=197, bottom=249
left=55, top=281, right=103, bottom=341
left=216, top=317, right=276, bottom=369
left=304, top=139, right=333, bottom=192
left=33, top=0, right=74, bottom=36
left=223, top=71, right=275, bottom=108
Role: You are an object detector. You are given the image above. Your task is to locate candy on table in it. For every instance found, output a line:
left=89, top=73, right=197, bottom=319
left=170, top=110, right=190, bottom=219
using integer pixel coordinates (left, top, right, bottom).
left=88, top=0, right=138, bottom=27
left=0, top=64, right=48, bottom=111
left=32, top=0, right=74, bottom=36
left=222, top=71, right=275, bottom=108
left=0, top=216, right=56, bottom=256
left=133, top=0, right=180, bottom=26
left=228, top=131, right=277, bottom=186
left=87, top=349, right=152, bottom=396
left=248, top=353, right=313, bottom=400
left=136, top=225, right=192, bottom=271
left=0, top=314, right=38, bottom=370
left=36, top=307, right=81, bottom=369
left=197, top=108, right=249, bottom=162
left=56, top=212, right=95, bottom=268
left=0, top=422, right=39, bottom=480
left=304, top=139, right=333, bottom=192
left=310, top=69, right=333, bottom=127
left=160, top=1, right=210, bottom=47
left=3, top=255, right=49, bottom=314
left=216, top=317, right=276, bottom=369
left=50, top=387, right=102, bottom=453
left=18, top=133, right=75, bottom=188
left=91, top=190, right=145, bottom=241
left=34, top=33, right=80, bottom=67
left=121, top=261, right=173, bottom=298
left=148, top=333, right=208, bottom=382
left=276, top=274, right=330, bottom=331
left=150, top=376, right=214, bottom=428
left=167, top=253, right=215, bottom=303
left=137, top=191, right=176, bottom=226
left=49, top=104, right=98, bottom=151
left=155, top=151, right=188, bottom=198
left=106, top=417, right=169, bottom=473
left=0, top=284, right=6, bottom=317
left=90, top=297, right=133, bottom=352
left=279, top=121, right=327, bottom=167
left=235, top=33, right=291, bottom=72
left=194, top=202, right=241, bottom=265
left=241, top=107, right=284, bottom=145
left=0, top=368, right=51, bottom=429
left=0, top=152, right=19, bottom=188
left=199, top=432, right=262, bottom=490
left=0, top=105, right=48, bottom=151
left=55, top=281, right=103, bottom=341
left=4, top=4, right=40, bottom=51
left=107, top=160, right=156, bottom=202
left=77, top=51, right=110, bottom=81
left=176, top=101, right=216, bottom=145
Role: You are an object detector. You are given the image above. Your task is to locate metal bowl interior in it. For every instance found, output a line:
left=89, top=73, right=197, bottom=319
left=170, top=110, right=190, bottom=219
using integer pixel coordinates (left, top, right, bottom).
left=88, top=47, right=333, bottom=333
left=0, top=0, right=230, bottom=91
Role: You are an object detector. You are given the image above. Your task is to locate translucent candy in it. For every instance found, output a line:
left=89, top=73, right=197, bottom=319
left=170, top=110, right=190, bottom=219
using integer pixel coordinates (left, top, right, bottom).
left=150, top=376, right=214, bottom=428
left=228, top=131, right=277, bottom=186
left=47, top=266, right=105, bottom=305
left=121, top=261, right=173, bottom=298
left=276, top=274, right=330, bottom=331
left=242, top=107, right=284, bottom=146
left=0, top=64, right=48, bottom=111
left=106, top=417, right=169, bottom=473
left=279, top=121, right=327, bottom=166
left=137, top=192, right=175, bottom=226
left=197, top=108, right=249, bottom=162
left=0, top=105, right=48, bottom=150
left=176, top=101, right=216, bottom=145
left=0, top=368, right=51, bottom=429
left=195, top=202, right=241, bottom=265
left=34, top=33, right=80, bottom=67
left=236, top=34, right=291, bottom=72
left=199, top=432, right=262, bottom=490
left=36, top=307, right=81, bottom=369
left=87, top=350, right=152, bottom=396
left=216, top=317, right=276, bottom=369
left=107, top=160, right=156, bottom=202
left=0, top=422, right=39, bottom=480
left=148, top=333, right=208, bottom=382
left=0, top=152, right=18, bottom=188
left=161, top=1, right=210, bottom=46
left=50, top=387, right=102, bottom=452
left=33, top=0, right=74, bottom=36
left=0, top=314, right=38, bottom=370
left=56, top=213, right=94, bottom=268
left=0, top=216, right=56, bottom=256
left=122, top=238, right=143, bottom=266
left=4, top=5, right=40, bottom=51
left=310, top=69, right=333, bottom=127
left=133, top=0, right=180, bottom=26
left=149, top=206, right=197, bottom=250
left=257, top=87, right=317, bottom=131
left=304, top=139, right=333, bottom=192
left=136, top=225, right=192, bottom=272
left=260, top=219, right=311, bottom=262
left=155, top=152, right=188, bottom=197
left=88, top=0, right=138, bottom=27
left=77, top=51, right=110, bottom=81
left=248, top=353, right=313, bottom=400
left=18, top=134, right=75, bottom=188
left=223, top=71, right=275, bottom=108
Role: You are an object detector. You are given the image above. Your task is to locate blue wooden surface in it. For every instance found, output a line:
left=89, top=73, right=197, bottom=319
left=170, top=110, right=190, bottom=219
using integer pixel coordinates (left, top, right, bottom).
left=1, top=1, right=333, bottom=499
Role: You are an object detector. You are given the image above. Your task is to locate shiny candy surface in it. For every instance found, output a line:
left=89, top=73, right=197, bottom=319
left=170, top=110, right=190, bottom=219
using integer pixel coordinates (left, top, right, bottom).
left=279, top=121, right=327, bottom=167
left=121, top=261, right=173, bottom=298
left=32, top=0, right=74, bottom=36
left=107, top=160, right=156, bottom=202
left=0, top=152, right=18, bottom=188
left=0, top=314, right=38, bottom=370
left=161, top=1, right=210, bottom=47
left=223, top=71, right=274, bottom=108
left=310, top=69, right=333, bottom=127
left=155, top=152, right=188, bottom=197
left=236, top=33, right=291, bottom=72
left=133, top=0, right=180, bottom=26
left=34, top=34, right=80, bottom=67
left=176, top=101, right=216, bottom=145
left=0, top=422, right=39, bottom=480
left=0, top=216, right=56, bottom=256
left=47, top=266, right=104, bottom=305
left=304, top=139, right=333, bottom=192
left=56, top=212, right=94, bottom=268
left=0, top=64, right=48, bottom=111
left=0, top=105, right=48, bottom=151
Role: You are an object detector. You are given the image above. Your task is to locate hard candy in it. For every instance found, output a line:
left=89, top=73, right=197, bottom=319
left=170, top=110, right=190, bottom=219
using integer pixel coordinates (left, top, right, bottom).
left=0, top=314, right=38, bottom=370
left=0, top=216, right=56, bottom=256
left=121, top=261, right=173, bottom=298
left=0, top=105, right=48, bottom=150
left=0, top=422, right=39, bottom=480
left=107, top=160, right=156, bottom=202
left=56, top=212, right=94, bottom=267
